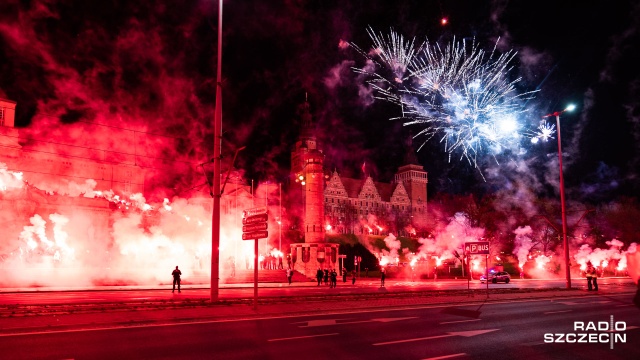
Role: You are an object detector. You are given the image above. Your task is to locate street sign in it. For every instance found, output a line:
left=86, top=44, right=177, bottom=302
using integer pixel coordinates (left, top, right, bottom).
left=243, top=207, right=267, bottom=218
left=242, top=231, right=268, bottom=240
left=465, top=241, right=490, bottom=255
left=242, top=223, right=268, bottom=233
left=242, top=207, right=268, bottom=241
left=242, top=214, right=268, bottom=225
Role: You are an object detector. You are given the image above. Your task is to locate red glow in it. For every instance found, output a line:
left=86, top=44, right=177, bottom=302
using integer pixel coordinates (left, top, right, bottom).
left=441, top=18, right=448, bottom=25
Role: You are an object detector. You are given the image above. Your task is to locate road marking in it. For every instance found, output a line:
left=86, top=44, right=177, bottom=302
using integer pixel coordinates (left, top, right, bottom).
left=1, top=293, right=631, bottom=336
left=543, top=310, right=572, bottom=314
left=616, top=304, right=634, bottom=307
left=297, top=317, right=417, bottom=327
left=268, top=333, right=339, bottom=342
left=440, top=319, right=481, bottom=324
left=373, top=329, right=498, bottom=346
left=422, top=353, right=466, bottom=360
left=556, top=300, right=612, bottom=306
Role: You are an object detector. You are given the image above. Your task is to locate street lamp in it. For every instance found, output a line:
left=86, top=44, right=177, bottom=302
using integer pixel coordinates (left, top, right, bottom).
left=542, top=104, right=576, bottom=289
left=212, top=0, right=224, bottom=301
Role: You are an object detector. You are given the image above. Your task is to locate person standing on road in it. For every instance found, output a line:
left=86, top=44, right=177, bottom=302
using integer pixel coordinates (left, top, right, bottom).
left=342, top=269, right=347, bottom=283
left=316, top=268, right=323, bottom=286
left=380, top=269, right=386, bottom=287
left=330, top=269, right=338, bottom=288
left=352, top=269, right=357, bottom=285
left=585, top=262, right=596, bottom=291
left=586, top=263, right=598, bottom=291
left=286, top=267, right=293, bottom=285
left=324, top=269, right=329, bottom=286
left=172, top=266, right=182, bottom=293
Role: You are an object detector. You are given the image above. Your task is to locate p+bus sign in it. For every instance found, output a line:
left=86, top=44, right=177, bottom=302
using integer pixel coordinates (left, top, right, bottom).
left=465, top=241, right=490, bottom=255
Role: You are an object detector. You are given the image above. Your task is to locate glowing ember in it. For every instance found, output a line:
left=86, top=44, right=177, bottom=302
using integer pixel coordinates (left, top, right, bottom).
left=434, top=256, right=443, bottom=267
left=471, top=258, right=479, bottom=270
left=535, top=254, right=551, bottom=270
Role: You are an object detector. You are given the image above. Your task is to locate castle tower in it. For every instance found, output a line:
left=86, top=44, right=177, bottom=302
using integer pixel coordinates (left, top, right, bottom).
left=303, top=148, right=325, bottom=243
left=289, top=97, right=338, bottom=277
left=394, top=135, right=428, bottom=230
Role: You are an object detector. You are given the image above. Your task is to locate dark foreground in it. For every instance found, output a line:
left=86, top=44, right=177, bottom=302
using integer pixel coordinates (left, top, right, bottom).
left=0, top=279, right=638, bottom=359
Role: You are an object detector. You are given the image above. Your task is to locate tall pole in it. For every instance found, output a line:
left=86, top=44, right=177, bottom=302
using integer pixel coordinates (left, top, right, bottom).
left=556, top=114, right=571, bottom=289
left=254, top=238, right=258, bottom=309
left=211, top=0, right=223, bottom=301
left=279, top=182, right=282, bottom=251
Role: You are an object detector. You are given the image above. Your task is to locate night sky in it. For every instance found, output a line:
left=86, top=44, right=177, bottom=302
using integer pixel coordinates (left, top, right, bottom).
left=0, top=0, right=638, bottom=202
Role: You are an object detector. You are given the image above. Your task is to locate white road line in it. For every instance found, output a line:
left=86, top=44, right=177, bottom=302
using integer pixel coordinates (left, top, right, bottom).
left=374, top=334, right=452, bottom=345
left=373, top=329, right=498, bottom=346
left=543, top=310, right=572, bottom=314
left=422, top=353, right=467, bottom=360
left=1, top=293, right=632, bottom=337
left=440, top=319, right=481, bottom=324
left=267, top=333, right=339, bottom=342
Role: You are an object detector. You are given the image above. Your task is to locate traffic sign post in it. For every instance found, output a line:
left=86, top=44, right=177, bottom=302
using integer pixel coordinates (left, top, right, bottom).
left=242, top=207, right=268, bottom=309
left=465, top=241, right=490, bottom=296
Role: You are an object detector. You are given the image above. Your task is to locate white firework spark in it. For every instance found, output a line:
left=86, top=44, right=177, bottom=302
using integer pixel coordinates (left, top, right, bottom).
left=352, top=28, right=536, bottom=170
left=528, top=120, right=556, bottom=144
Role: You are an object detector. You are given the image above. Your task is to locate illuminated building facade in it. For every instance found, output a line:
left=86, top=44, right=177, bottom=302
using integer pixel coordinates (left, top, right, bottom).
left=289, top=99, right=428, bottom=275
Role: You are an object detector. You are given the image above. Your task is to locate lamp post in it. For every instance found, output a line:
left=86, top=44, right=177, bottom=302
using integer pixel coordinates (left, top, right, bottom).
left=211, top=0, right=223, bottom=302
left=542, top=104, right=576, bottom=289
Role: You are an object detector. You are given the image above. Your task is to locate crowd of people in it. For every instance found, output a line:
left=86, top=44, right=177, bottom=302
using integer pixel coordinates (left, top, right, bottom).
left=258, top=254, right=284, bottom=270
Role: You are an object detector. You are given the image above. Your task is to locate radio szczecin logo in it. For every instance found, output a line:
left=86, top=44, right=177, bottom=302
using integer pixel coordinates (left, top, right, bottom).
left=544, top=315, right=626, bottom=349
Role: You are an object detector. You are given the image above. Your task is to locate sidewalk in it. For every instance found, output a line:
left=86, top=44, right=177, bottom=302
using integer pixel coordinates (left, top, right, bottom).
left=0, top=276, right=634, bottom=293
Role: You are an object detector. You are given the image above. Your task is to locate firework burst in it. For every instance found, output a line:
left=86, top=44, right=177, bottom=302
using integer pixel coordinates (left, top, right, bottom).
left=352, top=28, right=536, bottom=171
left=528, top=120, right=556, bottom=144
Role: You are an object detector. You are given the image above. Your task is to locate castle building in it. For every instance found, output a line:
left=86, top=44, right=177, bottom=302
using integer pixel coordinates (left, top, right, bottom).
left=289, top=100, right=339, bottom=276
left=289, top=98, right=429, bottom=275
left=323, top=158, right=428, bottom=237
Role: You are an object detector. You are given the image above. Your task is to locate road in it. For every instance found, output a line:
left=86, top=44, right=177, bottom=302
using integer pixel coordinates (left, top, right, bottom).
left=0, top=278, right=634, bottom=305
left=0, top=292, right=637, bottom=359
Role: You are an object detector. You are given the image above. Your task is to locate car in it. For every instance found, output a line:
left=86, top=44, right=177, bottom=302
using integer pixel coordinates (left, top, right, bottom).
left=480, top=271, right=511, bottom=284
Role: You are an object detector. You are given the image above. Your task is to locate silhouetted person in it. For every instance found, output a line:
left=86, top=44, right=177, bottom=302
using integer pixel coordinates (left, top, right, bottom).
left=365, top=267, right=369, bottom=277
left=380, top=269, right=386, bottom=287
left=316, top=268, right=323, bottom=286
left=342, top=269, right=348, bottom=283
left=352, top=270, right=357, bottom=285
left=585, top=262, right=598, bottom=291
left=331, top=269, right=338, bottom=288
left=586, top=263, right=598, bottom=291
left=324, top=269, right=329, bottom=285
left=286, top=267, right=293, bottom=285
left=172, top=266, right=182, bottom=293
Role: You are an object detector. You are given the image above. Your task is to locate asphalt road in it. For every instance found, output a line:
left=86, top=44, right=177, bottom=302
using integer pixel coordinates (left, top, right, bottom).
left=0, top=293, right=637, bottom=359
left=0, top=278, right=634, bottom=305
